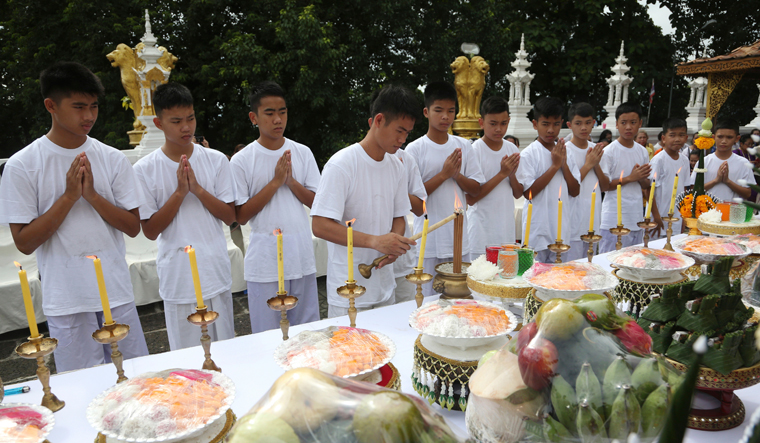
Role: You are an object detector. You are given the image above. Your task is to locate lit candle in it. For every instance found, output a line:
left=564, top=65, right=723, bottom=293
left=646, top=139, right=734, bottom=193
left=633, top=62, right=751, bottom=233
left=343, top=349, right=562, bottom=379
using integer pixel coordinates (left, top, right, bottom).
left=86, top=255, right=114, bottom=324
left=524, top=191, right=533, bottom=248
left=589, top=182, right=598, bottom=232
left=645, top=172, right=657, bottom=219
left=417, top=202, right=429, bottom=269
left=183, top=246, right=206, bottom=309
left=617, top=171, right=623, bottom=226
left=274, top=229, right=284, bottom=293
left=669, top=168, right=682, bottom=214
left=15, top=261, right=39, bottom=338
left=346, top=219, right=355, bottom=282
left=557, top=186, right=563, bottom=240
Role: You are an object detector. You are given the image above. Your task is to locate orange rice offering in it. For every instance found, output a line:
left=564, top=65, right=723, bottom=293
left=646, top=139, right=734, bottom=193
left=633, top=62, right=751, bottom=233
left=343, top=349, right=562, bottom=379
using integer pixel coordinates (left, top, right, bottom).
left=523, top=262, right=616, bottom=291
left=0, top=406, right=50, bottom=443
left=675, top=236, right=748, bottom=255
left=413, top=300, right=511, bottom=337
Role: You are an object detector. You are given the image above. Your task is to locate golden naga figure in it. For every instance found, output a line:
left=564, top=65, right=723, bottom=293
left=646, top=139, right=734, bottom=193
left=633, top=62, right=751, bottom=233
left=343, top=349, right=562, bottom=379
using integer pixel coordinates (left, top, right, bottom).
left=450, top=55, right=490, bottom=138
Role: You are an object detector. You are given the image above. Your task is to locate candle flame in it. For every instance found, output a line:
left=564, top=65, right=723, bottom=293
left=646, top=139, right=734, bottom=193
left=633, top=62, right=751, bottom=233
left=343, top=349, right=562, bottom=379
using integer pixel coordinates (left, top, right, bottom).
left=183, top=246, right=192, bottom=254
left=423, top=201, right=427, bottom=215
left=528, top=190, right=532, bottom=201
left=273, top=229, right=282, bottom=236
left=677, top=167, right=682, bottom=175
left=593, top=182, right=598, bottom=191
left=345, top=219, right=356, bottom=227
left=619, top=170, right=624, bottom=181
left=14, top=261, right=21, bottom=269
left=454, top=193, right=463, bottom=211
left=86, top=255, right=98, bottom=260
left=653, top=172, right=657, bottom=181
left=558, top=186, right=562, bottom=200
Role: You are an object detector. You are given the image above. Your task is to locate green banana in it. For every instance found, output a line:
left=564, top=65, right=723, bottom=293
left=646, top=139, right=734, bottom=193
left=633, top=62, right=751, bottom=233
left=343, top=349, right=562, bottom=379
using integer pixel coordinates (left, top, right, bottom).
left=543, top=415, right=572, bottom=442
left=602, top=356, right=632, bottom=419
left=631, top=358, right=664, bottom=405
left=576, top=362, right=604, bottom=422
left=641, top=383, right=671, bottom=438
left=576, top=400, right=607, bottom=443
left=551, top=375, right=578, bottom=435
left=608, top=384, right=641, bottom=440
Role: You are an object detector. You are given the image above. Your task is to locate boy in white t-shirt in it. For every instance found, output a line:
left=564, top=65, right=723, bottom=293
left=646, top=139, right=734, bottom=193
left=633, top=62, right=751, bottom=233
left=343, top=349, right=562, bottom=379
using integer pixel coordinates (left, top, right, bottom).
left=649, top=118, right=692, bottom=239
left=0, top=62, right=148, bottom=371
left=691, top=119, right=754, bottom=203
left=564, top=103, right=606, bottom=260
left=515, top=97, right=580, bottom=263
left=312, top=85, right=417, bottom=317
left=406, top=81, right=484, bottom=295
left=598, top=102, right=652, bottom=253
left=465, top=96, right=522, bottom=253
left=231, top=82, right=321, bottom=332
left=134, top=83, right=236, bottom=351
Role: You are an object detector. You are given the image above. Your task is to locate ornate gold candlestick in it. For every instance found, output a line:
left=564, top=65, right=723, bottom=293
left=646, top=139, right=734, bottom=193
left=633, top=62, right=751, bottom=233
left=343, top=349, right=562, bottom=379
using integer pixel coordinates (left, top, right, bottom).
left=405, top=267, right=433, bottom=308
left=637, top=218, right=658, bottom=248
left=187, top=307, right=221, bottom=372
left=579, top=231, right=602, bottom=263
left=337, top=280, right=366, bottom=327
left=92, top=322, right=130, bottom=384
left=267, top=291, right=299, bottom=340
left=547, top=239, right=571, bottom=263
left=609, top=225, right=631, bottom=251
left=15, top=335, right=65, bottom=412
left=662, top=213, right=680, bottom=251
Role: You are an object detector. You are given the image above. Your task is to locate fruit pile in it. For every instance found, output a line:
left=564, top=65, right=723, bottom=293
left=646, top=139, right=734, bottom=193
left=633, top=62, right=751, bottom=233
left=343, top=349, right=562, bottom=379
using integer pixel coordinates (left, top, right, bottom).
left=412, top=300, right=511, bottom=337
left=0, top=406, right=48, bottom=443
left=608, top=247, right=691, bottom=270
left=466, top=295, right=680, bottom=443
left=523, top=262, right=617, bottom=292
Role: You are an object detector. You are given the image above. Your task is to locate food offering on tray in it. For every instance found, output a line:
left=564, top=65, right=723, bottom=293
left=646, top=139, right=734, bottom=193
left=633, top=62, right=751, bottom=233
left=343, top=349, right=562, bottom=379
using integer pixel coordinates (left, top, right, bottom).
left=730, top=234, right=760, bottom=254
left=0, top=404, right=54, bottom=443
left=410, top=299, right=515, bottom=338
left=466, top=255, right=533, bottom=299
left=86, top=369, right=234, bottom=442
left=607, top=246, right=694, bottom=280
left=522, top=262, right=618, bottom=299
left=227, top=367, right=461, bottom=443
left=274, top=326, right=395, bottom=378
left=673, top=236, right=750, bottom=262
left=465, top=294, right=681, bottom=443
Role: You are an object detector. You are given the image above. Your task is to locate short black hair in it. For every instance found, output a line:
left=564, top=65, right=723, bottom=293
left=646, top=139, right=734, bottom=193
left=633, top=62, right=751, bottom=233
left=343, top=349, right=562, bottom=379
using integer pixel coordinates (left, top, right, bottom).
left=615, top=101, right=643, bottom=119
left=598, top=129, right=612, bottom=142
left=370, top=84, right=420, bottom=124
left=533, top=97, right=564, bottom=121
left=153, top=82, right=194, bottom=117
left=505, top=135, right=519, bottom=145
left=740, top=134, right=753, bottom=145
left=662, top=117, right=687, bottom=133
left=249, top=81, right=286, bottom=113
left=40, top=61, right=104, bottom=102
left=424, top=81, right=457, bottom=108
left=657, top=131, right=664, bottom=141
left=689, top=149, right=700, bottom=157
left=714, top=118, right=740, bottom=135
left=567, top=102, right=594, bottom=121
left=480, top=96, right=509, bottom=117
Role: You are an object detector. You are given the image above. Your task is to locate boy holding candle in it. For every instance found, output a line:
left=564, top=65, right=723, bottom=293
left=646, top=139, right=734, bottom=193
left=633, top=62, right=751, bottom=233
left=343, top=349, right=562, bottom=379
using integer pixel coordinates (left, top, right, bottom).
left=515, top=97, right=580, bottom=263
left=133, top=82, right=236, bottom=350
left=692, top=119, right=754, bottom=203
left=406, top=81, right=484, bottom=295
left=0, top=62, right=148, bottom=371
left=231, top=81, right=321, bottom=331
left=312, top=84, right=417, bottom=317
left=598, top=102, right=652, bottom=253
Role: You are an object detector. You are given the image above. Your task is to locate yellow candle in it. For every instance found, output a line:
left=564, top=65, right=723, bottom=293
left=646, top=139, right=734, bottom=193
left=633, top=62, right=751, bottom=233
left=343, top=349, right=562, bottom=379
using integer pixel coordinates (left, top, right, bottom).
left=645, top=172, right=657, bottom=219
left=617, top=171, right=623, bottom=226
left=184, top=247, right=205, bottom=309
left=589, top=182, right=598, bottom=232
left=557, top=187, right=563, bottom=240
left=275, top=229, right=284, bottom=293
left=417, top=204, right=429, bottom=269
left=669, top=168, right=681, bottom=214
left=524, top=192, right=533, bottom=247
left=87, top=255, right=113, bottom=324
left=346, top=219, right=355, bottom=282
left=15, top=262, right=39, bottom=338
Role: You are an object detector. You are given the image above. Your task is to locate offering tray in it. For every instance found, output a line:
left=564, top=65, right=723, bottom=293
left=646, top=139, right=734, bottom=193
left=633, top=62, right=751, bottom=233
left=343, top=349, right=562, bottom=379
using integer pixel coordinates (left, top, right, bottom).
left=273, top=326, right=395, bottom=379
left=412, top=335, right=479, bottom=412
left=607, top=246, right=694, bottom=280
left=697, top=218, right=760, bottom=236
left=466, top=274, right=532, bottom=299
left=612, top=269, right=688, bottom=318
left=86, top=369, right=235, bottom=443
left=522, top=262, right=618, bottom=300
left=673, top=236, right=750, bottom=264
left=95, top=410, right=235, bottom=443
left=0, top=403, right=55, bottom=443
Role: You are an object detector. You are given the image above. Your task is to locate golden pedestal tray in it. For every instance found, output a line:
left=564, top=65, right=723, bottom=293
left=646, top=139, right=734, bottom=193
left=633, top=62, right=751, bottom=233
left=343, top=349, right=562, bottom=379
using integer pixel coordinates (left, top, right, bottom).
left=95, top=409, right=236, bottom=443
left=412, top=335, right=479, bottom=412
left=611, top=269, right=688, bottom=318
left=683, top=255, right=760, bottom=281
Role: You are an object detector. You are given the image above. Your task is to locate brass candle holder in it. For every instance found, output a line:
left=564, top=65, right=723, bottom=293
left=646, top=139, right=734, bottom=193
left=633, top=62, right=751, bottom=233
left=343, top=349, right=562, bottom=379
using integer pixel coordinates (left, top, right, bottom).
left=92, top=322, right=130, bottom=384
left=579, top=231, right=602, bottom=263
left=15, top=335, right=65, bottom=412
left=547, top=239, right=571, bottom=263
left=405, top=267, right=433, bottom=308
left=662, top=212, right=680, bottom=251
left=336, top=280, right=366, bottom=327
left=609, top=225, right=631, bottom=251
left=187, top=307, right=222, bottom=372
left=267, top=291, right=299, bottom=340
left=637, top=217, right=658, bottom=248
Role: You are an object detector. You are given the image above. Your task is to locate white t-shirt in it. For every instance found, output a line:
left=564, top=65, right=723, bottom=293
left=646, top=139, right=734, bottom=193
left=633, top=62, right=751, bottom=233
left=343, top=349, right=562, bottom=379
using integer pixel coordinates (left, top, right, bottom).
left=230, top=138, right=321, bottom=283
left=311, top=143, right=410, bottom=308
left=134, top=144, right=234, bottom=303
left=405, top=135, right=485, bottom=258
left=466, top=138, right=520, bottom=255
left=649, top=150, right=692, bottom=232
left=0, top=136, right=141, bottom=316
left=515, top=140, right=581, bottom=251
left=692, top=152, right=756, bottom=202
left=599, top=140, right=650, bottom=231
left=566, top=140, right=603, bottom=238
left=393, top=150, right=427, bottom=278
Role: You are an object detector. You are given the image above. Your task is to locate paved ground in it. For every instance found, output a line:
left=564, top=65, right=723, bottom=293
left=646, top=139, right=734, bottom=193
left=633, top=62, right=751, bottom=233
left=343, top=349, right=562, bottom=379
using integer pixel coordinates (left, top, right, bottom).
left=0, top=277, right=329, bottom=386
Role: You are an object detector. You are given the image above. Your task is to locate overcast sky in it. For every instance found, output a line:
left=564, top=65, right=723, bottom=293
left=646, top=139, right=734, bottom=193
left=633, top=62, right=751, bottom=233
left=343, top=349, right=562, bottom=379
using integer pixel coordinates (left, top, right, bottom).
left=644, top=1, right=674, bottom=35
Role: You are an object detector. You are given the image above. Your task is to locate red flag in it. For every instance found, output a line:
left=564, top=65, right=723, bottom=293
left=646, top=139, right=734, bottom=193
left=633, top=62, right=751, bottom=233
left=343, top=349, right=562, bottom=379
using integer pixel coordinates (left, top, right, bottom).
left=649, top=79, right=655, bottom=104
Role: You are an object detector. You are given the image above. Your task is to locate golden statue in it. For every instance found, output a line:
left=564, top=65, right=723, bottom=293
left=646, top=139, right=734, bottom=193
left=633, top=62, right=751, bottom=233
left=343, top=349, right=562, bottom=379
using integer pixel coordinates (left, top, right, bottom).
left=450, top=55, right=490, bottom=139
left=107, top=44, right=145, bottom=133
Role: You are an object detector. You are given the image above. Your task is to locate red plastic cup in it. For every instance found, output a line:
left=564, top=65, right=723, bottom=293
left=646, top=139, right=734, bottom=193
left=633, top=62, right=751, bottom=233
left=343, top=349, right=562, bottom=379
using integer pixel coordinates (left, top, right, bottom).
left=486, top=245, right=502, bottom=264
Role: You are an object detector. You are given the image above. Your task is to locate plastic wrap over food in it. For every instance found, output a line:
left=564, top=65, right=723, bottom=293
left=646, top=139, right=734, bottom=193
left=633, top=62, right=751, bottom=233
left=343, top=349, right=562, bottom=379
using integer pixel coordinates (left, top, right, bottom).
left=226, top=367, right=462, bottom=443
left=274, top=326, right=395, bottom=378
left=608, top=247, right=692, bottom=270
left=410, top=299, right=514, bottom=338
left=731, top=234, right=760, bottom=254
left=674, top=236, right=749, bottom=258
left=466, top=295, right=682, bottom=443
left=86, top=369, right=234, bottom=441
left=523, top=262, right=618, bottom=292
left=0, top=404, right=54, bottom=443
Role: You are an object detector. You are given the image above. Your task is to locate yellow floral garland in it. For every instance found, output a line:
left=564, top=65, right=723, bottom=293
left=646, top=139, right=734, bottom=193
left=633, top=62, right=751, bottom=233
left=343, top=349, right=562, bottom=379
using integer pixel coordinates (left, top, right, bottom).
left=694, top=136, right=715, bottom=150
left=678, top=193, right=716, bottom=219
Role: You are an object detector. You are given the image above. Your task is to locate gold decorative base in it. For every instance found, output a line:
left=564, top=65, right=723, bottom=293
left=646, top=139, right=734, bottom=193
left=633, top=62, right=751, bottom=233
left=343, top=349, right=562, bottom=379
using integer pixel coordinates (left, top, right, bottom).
left=92, top=323, right=130, bottom=384
left=611, top=269, right=688, bottom=318
left=465, top=275, right=532, bottom=299
left=451, top=119, right=482, bottom=139
left=405, top=267, right=432, bottom=308
left=662, top=213, right=680, bottom=251
left=432, top=262, right=472, bottom=299
left=412, top=335, right=478, bottom=411
left=684, top=217, right=701, bottom=236
left=126, top=129, right=146, bottom=147
left=637, top=218, right=658, bottom=248
left=15, top=335, right=65, bottom=412
left=96, top=409, right=236, bottom=443
left=580, top=231, right=602, bottom=263
left=697, top=218, right=760, bottom=236
left=267, top=291, right=298, bottom=340
left=547, top=240, right=571, bottom=263
left=609, top=225, right=631, bottom=250
left=187, top=308, right=222, bottom=372
left=684, top=255, right=760, bottom=281
left=337, top=280, right=366, bottom=327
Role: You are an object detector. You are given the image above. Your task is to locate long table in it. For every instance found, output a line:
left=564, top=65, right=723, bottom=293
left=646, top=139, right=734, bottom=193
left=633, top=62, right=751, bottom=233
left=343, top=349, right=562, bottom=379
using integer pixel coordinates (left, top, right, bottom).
left=4, top=236, right=759, bottom=442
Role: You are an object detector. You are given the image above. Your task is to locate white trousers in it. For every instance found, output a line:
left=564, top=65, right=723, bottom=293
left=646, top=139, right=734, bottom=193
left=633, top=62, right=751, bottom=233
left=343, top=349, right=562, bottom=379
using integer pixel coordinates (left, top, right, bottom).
left=535, top=249, right=558, bottom=264
left=247, top=274, right=319, bottom=334
left=599, top=229, right=645, bottom=254
left=163, top=290, right=236, bottom=351
left=327, top=294, right=395, bottom=318
left=565, top=240, right=588, bottom=262
left=421, top=254, right=471, bottom=297
left=393, top=275, right=416, bottom=304
left=46, top=302, right=149, bottom=373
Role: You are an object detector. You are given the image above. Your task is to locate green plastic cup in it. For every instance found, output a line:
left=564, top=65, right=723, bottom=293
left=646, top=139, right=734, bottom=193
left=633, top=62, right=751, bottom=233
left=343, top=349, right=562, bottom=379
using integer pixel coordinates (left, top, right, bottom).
left=517, top=248, right=534, bottom=276
left=746, top=205, right=754, bottom=222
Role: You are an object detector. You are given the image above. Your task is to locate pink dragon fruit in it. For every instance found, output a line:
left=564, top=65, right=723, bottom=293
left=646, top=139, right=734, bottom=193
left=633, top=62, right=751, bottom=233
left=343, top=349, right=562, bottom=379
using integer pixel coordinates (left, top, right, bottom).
left=613, top=320, right=653, bottom=356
